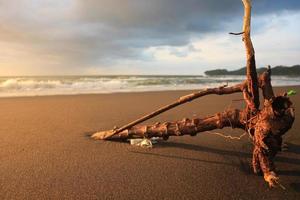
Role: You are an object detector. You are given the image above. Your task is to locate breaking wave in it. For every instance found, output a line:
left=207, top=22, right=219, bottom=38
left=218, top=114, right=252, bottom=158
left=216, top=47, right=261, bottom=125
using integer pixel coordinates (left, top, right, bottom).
left=0, top=75, right=299, bottom=97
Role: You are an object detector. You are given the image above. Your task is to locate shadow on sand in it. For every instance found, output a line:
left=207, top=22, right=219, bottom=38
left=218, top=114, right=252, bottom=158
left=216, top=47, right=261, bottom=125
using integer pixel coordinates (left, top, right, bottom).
left=130, top=141, right=300, bottom=176
left=285, top=142, right=300, bottom=154
left=157, top=141, right=300, bottom=165
left=290, top=182, right=300, bottom=193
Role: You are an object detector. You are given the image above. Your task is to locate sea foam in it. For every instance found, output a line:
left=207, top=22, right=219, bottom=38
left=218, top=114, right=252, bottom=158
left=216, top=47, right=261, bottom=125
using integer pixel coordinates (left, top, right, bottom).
left=0, top=75, right=299, bottom=97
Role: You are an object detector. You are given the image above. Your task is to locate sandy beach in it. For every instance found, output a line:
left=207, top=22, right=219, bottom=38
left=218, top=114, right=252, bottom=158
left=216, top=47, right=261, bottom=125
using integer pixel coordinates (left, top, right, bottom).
left=0, top=86, right=300, bottom=199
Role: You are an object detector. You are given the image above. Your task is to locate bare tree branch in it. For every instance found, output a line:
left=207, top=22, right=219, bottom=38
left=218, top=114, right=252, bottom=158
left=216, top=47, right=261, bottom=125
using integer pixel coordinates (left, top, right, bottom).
left=229, top=31, right=245, bottom=35
left=242, top=0, right=260, bottom=111
left=92, top=82, right=247, bottom=140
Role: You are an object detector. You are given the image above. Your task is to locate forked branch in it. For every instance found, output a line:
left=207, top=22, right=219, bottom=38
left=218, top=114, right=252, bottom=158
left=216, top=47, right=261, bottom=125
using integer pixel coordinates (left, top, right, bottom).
left=92, top=82, right=247, bottom=140
left=91, top=0, right=295, bottom=189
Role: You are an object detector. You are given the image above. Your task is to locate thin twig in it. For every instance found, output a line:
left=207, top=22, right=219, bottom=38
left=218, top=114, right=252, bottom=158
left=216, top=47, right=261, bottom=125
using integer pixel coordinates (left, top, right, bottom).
left=229, top=31, right=245, bottom=35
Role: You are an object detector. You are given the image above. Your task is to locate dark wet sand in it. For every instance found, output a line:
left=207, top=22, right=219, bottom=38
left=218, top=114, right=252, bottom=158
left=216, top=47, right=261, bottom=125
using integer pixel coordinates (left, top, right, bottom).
left=0, top=86, right=300, bottom=199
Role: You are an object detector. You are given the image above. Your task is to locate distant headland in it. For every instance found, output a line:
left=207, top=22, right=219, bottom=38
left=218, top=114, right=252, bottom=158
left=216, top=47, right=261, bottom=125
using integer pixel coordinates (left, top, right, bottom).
left=204, top=65, right=300, bottom=76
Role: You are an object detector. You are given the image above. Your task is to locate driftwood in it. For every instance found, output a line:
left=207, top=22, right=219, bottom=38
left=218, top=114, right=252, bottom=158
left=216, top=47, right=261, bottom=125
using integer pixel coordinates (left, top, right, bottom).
left=92, top=82, right=246, bottom=140
left=92, top=0, right=295, bottom=188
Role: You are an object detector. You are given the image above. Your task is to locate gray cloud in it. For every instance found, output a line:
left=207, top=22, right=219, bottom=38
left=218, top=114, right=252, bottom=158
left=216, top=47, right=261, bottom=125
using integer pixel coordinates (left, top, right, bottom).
left=0, top=0, right=299, bottom=73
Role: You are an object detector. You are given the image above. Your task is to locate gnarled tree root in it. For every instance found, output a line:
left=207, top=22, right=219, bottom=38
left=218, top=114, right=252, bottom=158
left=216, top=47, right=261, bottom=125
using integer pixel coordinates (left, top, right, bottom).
left=92, top=92, right=295, bottom=188
left=91, top=0, right=296, bottom=188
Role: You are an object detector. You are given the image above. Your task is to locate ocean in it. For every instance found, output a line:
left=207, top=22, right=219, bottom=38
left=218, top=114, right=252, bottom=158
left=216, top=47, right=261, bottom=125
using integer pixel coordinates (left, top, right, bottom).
left=0, top=75, right=299, bottom=97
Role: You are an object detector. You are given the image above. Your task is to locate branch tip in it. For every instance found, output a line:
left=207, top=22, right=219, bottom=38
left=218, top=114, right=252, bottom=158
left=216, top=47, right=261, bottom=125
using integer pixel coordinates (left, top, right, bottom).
left=229, top=31, right=245, bottom=35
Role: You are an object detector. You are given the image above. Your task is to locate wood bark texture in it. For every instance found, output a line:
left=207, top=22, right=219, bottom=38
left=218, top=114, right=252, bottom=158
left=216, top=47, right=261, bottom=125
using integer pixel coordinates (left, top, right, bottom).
left=91, top=0, right=295, bottom=188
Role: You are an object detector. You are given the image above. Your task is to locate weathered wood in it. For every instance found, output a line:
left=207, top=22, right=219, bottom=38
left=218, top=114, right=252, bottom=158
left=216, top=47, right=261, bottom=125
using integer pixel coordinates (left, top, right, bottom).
left=93, top=109, right=247, bottom=140
left=258, top=65, right=274, bottom=101
left=242, top=0, right=260, bottom=111
left=91, top=0, right=296, bottom=189
left=92, top=82, right=247, bottom=140
left=252, top=95, right=294, bottom=187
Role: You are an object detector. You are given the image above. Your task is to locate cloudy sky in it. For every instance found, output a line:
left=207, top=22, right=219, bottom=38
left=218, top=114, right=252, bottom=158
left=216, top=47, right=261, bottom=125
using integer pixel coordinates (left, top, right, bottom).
left=0, top=0, right=299, bottom=75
